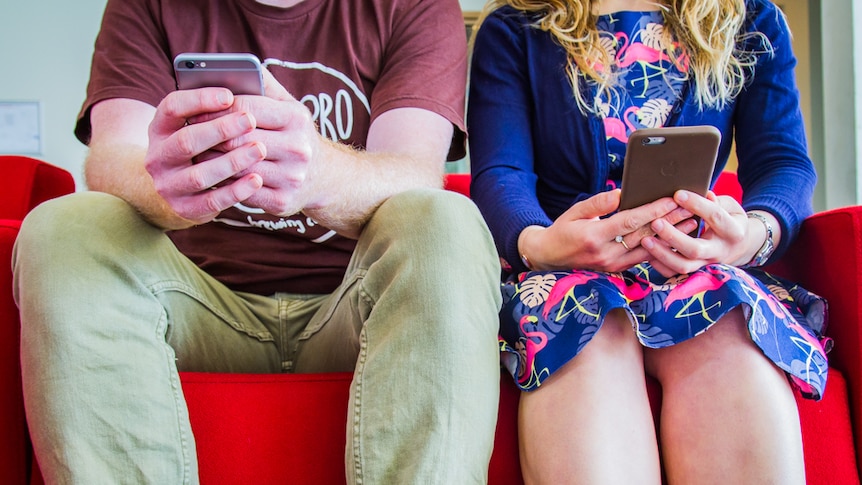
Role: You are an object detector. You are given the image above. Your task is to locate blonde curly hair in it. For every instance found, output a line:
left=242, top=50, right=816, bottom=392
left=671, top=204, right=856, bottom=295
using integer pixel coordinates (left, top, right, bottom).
left=473, top=0, right=774, bottom=113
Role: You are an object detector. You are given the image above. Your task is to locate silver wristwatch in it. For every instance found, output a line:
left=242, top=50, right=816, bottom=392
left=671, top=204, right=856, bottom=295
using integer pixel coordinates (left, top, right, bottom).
left=743, top=211, right=775, bottom=268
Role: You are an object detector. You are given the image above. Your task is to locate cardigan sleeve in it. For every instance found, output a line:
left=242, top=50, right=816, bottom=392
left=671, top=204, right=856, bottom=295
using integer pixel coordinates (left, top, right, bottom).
left=468, top=9, right=554, bottom=272
left=733, top=0, right=817, bottom=261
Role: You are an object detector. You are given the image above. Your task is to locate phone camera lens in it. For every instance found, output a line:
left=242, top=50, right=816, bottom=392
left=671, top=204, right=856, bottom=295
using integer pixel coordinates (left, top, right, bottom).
left=185, top=61, right=195, bottom=69
left=642, top=136, right=666, bottom=145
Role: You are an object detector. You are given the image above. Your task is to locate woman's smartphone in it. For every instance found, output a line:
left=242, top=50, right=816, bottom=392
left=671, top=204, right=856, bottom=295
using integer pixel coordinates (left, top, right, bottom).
left=618, top=125, right=721, bottom=235
left=173, top=53, right=264, bottom=95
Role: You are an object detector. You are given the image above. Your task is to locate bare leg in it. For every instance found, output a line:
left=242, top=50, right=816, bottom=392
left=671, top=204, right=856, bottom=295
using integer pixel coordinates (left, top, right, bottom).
left=644, top=307, right=805, bottom=485
left=519, top=310, right=661, bottom=485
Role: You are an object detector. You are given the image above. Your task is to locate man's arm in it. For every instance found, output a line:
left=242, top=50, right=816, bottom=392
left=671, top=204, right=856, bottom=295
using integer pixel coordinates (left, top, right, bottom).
left=301, top=106, right=451, bottom=239
left=85, top=98, right=183, bottom=229
left=84, top=84, right=453, bottom=237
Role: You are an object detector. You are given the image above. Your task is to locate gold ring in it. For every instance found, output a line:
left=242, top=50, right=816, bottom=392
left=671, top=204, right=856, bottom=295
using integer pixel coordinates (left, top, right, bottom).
left=615, top=235, right=630, bottom=250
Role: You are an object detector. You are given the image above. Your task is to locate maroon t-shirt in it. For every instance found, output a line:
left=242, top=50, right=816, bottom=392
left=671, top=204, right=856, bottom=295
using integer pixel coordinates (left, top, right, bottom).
left=75, top=0, right=468, bottom=295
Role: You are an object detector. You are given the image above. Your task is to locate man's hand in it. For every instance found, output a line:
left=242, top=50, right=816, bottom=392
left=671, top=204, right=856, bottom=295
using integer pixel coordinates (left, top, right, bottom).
left=88, top=69, right=450, bottom=237
left=146, top=68, right=326, bottom=224
left=145, top=87, right=266, bottom=225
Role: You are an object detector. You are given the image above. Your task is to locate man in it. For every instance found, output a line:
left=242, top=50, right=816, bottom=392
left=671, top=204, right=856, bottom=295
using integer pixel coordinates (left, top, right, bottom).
left=13, top=0, right=502, bottom=483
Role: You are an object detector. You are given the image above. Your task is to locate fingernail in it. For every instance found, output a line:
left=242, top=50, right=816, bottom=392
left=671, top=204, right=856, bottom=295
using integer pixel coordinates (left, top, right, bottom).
left=252, top=141, right=266, bottom=158
left=217, top=90, right=231, bottom=105
left=239, top=113, right=255, bottom=130
left=652, top=219, right=665, bottom=231
left=642, top=237, right=654, bottom=249
left=676, top=190, right=689, bottom=202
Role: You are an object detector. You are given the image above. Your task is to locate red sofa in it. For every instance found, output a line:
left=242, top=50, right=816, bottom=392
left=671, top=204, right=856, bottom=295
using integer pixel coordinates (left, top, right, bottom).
left=3, top=155, right=861, bottom=484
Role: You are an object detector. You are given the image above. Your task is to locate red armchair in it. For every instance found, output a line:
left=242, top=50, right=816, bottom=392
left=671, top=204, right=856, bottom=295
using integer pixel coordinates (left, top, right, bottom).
left=3, top=159, right=860, bottom=484
left=0, top=155, right=76, bottom=485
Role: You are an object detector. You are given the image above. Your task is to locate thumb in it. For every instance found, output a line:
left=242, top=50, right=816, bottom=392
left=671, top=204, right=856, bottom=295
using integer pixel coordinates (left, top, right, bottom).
left=561, top=189, right=619, bottom=221
left=261, top=67, right=293, bottom=102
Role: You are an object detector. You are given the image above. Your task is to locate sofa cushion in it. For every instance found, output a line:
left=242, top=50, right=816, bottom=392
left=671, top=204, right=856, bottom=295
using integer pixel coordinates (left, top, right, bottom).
left=179, top=366, right=857, bottom=485
left=0, top=221, right=30, bottom=485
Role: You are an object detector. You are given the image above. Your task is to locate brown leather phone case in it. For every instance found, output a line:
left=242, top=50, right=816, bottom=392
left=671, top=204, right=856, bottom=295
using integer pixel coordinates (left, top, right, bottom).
left=618, top=125, right=721, bottom=211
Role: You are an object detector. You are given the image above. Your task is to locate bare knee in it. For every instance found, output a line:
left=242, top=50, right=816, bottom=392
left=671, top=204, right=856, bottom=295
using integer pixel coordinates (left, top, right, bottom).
left=645, top=306, right=783, bottom=387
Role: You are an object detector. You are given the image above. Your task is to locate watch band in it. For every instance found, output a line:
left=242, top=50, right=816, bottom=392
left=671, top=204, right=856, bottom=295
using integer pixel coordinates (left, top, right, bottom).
left=743, top=211, right=775, bottom=268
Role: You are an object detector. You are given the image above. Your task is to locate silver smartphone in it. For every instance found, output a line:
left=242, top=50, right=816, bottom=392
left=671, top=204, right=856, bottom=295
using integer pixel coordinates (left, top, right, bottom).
left=173, top=53, right=264, bottom=95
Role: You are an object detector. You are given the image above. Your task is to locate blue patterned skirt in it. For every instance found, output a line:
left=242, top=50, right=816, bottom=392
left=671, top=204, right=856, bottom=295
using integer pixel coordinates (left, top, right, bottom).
left=499, top=263, right=830, bottom=400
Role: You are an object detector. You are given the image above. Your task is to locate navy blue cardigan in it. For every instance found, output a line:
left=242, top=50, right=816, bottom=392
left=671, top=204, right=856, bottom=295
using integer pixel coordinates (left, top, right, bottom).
left=468, top=0, right=816, bottom=272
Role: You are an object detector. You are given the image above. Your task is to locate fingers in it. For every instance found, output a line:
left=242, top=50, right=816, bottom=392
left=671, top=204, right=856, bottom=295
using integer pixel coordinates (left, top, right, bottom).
left=561, top=189, right=621, bottom=222
left=241, top=183, right=304, bottom=218
left=261, top=68, right=292, bottom=101
left=178, top=173, right=265, bottom=222
left=186, top=70, right=300, bottom=131
left=641, top=221, right=705, bottom=275
left=150, top=141, right=267, bottom=219
left=197, top=142, right=267, bottom=191
left=612, top=216, right=699, bottom=274
left=673, top=190, right=746, bottom=243
left=645, top=257, right=678, bottom=279
left=151, top=88, right=234, bottom=136
left=609, top=196, right=681, bottom=250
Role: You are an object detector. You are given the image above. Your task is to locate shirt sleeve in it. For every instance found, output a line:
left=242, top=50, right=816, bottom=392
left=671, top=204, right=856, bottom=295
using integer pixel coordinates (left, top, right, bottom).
left=74, top=0, right=175, bottom=145
left=370, top=0, right=468, bottom=160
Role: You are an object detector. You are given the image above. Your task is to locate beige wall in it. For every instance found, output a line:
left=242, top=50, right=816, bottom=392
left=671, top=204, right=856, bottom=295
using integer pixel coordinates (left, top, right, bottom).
left=782, top=0, right=812, bottom=148
left=722, top=0, right=811, bottom=173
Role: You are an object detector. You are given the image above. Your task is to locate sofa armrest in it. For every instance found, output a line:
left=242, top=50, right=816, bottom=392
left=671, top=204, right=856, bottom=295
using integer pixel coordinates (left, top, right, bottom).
left=0, top=220, right=30, bottom=485
left=0, top=156, right=75, bottom=220
left=765, top=205, right=862, bottom=467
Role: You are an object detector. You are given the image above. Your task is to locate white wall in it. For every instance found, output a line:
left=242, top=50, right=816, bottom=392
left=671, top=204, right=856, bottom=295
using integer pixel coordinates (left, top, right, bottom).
left=460, top=0, right=487, bottom=11
left=0, top=0, right=486, bottom=190
left=808, top=0, right=859, bottom=211
left=1, top=0, right=857, bottom=211
left=0, top=0, right=107, bottom=189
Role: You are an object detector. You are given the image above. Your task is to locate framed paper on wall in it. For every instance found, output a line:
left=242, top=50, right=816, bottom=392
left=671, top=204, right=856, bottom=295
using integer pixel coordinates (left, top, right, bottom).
left=0, top=101, right=42, bottom=155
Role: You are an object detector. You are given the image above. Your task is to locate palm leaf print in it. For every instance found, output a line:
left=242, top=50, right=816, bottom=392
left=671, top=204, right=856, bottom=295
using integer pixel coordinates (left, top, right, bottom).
left=519, top=273, right=558, bottom=308
left=640, top=23, right=665, bottom=50
left=638, top=98, right=672, bottom=128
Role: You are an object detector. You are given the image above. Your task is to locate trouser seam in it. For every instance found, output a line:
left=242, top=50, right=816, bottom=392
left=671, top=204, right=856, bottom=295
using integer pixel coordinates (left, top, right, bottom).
left=149, top=280, right=273, bottom=341
left=349, top=277, right=378, bottom=485
left=351, top=328, right=368, bottom=485
left=155, top=303, right=193, bottom=484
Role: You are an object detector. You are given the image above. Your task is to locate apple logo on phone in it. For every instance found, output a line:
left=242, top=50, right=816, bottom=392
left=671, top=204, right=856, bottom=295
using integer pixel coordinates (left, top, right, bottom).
left=660, top=160, right=679, bottom=178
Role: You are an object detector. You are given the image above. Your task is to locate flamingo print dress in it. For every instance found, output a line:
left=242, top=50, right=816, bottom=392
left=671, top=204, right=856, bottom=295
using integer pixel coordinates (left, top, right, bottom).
left=498, top=11, right=830, bottom=400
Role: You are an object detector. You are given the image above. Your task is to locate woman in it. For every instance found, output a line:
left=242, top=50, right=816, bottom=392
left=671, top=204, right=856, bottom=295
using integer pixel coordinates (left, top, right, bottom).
left=467, top=0, right=829, bottom=483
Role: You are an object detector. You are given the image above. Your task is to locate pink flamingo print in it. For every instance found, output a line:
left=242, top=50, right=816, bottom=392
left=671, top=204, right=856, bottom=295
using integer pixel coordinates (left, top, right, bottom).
left=603, top=106, right=639, bottom=143
left=729, top=266, right=789, bottom=322
left=664, top=265, right=731, bottom=310
left=541, top=271, right=600, bottom=320
left=618, top=42, right=670, bottom=69
left=604, top=117, right=628, bottom=143
left=518, top=315, right=548, bottom=385
left=614, top=30, right=689, bottom=72
left=608, top=272, right=653, bottom=303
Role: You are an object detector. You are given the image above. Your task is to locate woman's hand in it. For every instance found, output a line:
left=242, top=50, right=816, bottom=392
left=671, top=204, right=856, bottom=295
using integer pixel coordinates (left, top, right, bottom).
left=640, top=190, right=777, bottom=277
left=518, top=189, right=698, bottom=272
